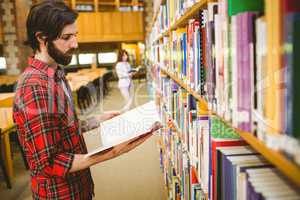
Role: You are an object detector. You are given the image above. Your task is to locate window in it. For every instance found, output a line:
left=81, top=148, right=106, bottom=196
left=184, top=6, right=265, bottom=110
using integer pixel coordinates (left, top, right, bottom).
left=98, top=52, right=118, bottom=64
left=76, top=4, right=94, bottom=12
left=78, top=53, right=95, bottom=65
left=0, top=57, right=7, bottom=69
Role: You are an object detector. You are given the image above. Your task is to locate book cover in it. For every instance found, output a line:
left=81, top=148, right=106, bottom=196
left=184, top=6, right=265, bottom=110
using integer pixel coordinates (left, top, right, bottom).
left=211, top=139, right=246, bottom=200
left=223, top=155, right=265, bottom=200
left=283, top=13, right=300, bottom=140
left=227, top=0, right=264, bottom=16
left=216, top=146, right=258, bottom=200
left=265, top=0, right=283, bottom=135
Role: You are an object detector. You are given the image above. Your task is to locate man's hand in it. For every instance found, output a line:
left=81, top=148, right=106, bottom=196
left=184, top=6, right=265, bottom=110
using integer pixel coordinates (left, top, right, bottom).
left=81, top=111, right=121, bottom=132
left=112, top=121, right=162, bottom=156
left=110, top=132, right=153, bottom=157
left=94, top=111, right=121, bottom=122
left=150, top=121, right=163, bottom=132
left=79, top=121, right=163, bottom=169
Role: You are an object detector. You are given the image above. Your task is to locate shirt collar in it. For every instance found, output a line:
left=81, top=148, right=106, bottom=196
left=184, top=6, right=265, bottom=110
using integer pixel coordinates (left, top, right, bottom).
left=28, top=56, right=65, bottom=79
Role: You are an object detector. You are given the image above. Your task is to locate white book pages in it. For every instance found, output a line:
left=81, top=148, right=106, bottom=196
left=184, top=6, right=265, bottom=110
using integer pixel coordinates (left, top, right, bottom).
left=216, top=145, right=256, bottom=155
left=85, top=101, right=161, bottom=157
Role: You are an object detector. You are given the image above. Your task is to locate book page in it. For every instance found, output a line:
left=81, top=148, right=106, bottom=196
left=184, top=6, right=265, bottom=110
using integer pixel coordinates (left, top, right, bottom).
left=86, top=101, right=161, bottom=157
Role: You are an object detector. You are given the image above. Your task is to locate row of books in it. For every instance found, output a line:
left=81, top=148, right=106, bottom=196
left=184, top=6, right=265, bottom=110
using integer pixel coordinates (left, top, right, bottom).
left=157, top=75, right=300, bottom=199
left=150, top=0, right=300, bottom=166
left=150, top=0, right=201, bottom=42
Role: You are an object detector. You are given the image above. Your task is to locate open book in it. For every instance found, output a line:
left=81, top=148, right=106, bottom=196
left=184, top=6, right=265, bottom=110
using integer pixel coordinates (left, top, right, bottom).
left=85, top=101, right=161, bottom=157
left=128, top=66, right=143, bottom=73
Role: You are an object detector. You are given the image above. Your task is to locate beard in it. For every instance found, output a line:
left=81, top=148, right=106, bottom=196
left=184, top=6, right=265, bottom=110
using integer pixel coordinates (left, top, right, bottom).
left=47, top=41, right=76, bottom=66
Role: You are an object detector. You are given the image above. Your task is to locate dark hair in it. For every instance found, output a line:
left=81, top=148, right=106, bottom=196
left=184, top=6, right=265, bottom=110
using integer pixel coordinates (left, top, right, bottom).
left=25, top=0, right=78, bottom=52
left=117, top=49, right=129, bottom=62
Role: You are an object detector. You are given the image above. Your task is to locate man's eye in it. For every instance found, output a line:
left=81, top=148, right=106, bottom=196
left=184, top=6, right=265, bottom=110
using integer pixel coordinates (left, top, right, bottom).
left=62, top=35, right=71, bottom=40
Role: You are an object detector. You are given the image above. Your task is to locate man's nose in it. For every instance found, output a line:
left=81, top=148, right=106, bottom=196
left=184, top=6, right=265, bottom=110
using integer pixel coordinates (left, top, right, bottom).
left=70, top=37, right=78, bottom=49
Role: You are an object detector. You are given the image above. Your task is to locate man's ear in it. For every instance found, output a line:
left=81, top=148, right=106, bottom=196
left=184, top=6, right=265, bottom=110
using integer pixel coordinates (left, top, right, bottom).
left=35, top=32, right=47, bottom=44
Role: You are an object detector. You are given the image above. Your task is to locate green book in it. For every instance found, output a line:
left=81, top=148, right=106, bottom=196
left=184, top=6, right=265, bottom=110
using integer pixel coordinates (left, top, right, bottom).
left=228, top=0, right=264, bottom=16
left=293, top=16, right=300, bottom=140
left=210, top=116, right=240, bottom=139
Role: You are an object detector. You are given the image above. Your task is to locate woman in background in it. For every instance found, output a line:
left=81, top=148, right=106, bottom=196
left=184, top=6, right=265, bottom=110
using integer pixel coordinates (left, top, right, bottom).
left=115, top=49, right=135, bottom=110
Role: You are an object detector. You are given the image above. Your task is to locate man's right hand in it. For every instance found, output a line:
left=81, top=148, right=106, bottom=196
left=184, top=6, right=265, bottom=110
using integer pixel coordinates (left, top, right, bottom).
left=114, top=132, right=153, bottom=155
left=112, top=122, right=162, bottom=156
left=85, top=122, right=162, bottom=166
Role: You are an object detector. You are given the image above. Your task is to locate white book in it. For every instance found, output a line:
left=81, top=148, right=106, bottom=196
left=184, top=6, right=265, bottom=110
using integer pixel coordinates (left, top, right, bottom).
left=236, top=162, right=269, bottom=200
left=231, top=16, right=238, bottom=127
left=217, top=145, right=256, bottom=155
left=251, top=180, right=299, bottom=198
left=85, top=101, right=161, bottom=157
left=265, top=196, right=300, bottom=200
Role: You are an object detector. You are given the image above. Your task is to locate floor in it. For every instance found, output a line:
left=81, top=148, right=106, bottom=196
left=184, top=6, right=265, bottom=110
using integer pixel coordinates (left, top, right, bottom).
left=0, top=80, right=167, bottom=200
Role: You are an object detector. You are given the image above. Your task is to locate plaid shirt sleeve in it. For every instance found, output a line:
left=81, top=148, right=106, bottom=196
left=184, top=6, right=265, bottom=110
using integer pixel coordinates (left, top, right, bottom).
left=16, top=83, right=74, bottom=178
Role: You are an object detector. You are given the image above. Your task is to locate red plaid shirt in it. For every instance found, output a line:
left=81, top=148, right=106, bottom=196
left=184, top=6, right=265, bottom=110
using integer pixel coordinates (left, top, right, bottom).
left=13, top=57, right=94, bottom=199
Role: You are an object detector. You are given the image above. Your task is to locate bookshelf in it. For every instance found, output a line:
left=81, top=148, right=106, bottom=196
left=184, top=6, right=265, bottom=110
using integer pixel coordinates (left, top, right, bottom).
left=147, top=0, right=162, bottom=38
left=148, top=0, right=300, bottom=198
left=152, top=0, right=214, bottom=44
left=160, top=67, right=300, bottom=188
left=160, top=68, right=208, bottom=112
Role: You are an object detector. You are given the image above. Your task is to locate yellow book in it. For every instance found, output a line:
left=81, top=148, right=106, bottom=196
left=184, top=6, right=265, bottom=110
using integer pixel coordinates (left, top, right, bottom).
left=169, top=0, right=174, bottom=26
left=265, top=0, right=283, bottom=134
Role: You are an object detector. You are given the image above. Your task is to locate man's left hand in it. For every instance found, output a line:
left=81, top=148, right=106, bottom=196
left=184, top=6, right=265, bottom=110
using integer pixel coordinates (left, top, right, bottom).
left=81, top=111, right=121, bottom=132
left=94, top=111, right=121, bottom=122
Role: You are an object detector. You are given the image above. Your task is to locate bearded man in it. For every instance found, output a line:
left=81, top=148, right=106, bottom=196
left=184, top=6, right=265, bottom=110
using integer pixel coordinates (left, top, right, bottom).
left=12, top=1, right=158, bottom=199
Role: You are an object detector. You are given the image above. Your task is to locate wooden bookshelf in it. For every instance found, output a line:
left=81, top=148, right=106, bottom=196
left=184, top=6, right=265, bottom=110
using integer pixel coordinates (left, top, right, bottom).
left=149, top=2, right=300, bottom=199
left=160, top=67, right=300, bottom=188
left=237, top=130, right=300, bottom=188
left=152, top=0, right=216, bottom=44
left=160, top=68, right=208, bottom=111
left=169, top=0, right=213, bottom=30
left=152, top=30, right=169, bottom=45
left=147, top=0, right=162, bottom=36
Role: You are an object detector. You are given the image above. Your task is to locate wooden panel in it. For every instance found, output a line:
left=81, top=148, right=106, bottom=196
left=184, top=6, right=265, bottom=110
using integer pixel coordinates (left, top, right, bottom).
left=136, top=11, right=144, bottom=35
left=76, top=11, right=144, bottom=43
left=0, top=20, right=2, bottom=44
left=94, top=0, right=98, bottom=12
left=95, top=12, right=103, bottom=36
left=111, top=12, right=122, bottom=34
left=122, top=12, right=135, bottom=34
left=102, top=12, right=112, bottom=35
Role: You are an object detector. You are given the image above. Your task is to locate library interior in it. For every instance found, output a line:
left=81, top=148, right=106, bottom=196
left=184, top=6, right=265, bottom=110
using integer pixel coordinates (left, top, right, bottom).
left=0, top=0, right=300, bottom=199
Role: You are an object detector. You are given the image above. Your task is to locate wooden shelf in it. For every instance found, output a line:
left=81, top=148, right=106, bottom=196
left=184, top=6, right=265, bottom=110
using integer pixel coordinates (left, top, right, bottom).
left=152, top=30, right=169, bottom=45
left=160, top=68, right=208, bottom=110
left=169, top=0, right=211, bottom=31
left=238, top=130, right=300, bottom=188
left=160, top=67, right=300, bottom=188
left=147, top=0, right=162, bottom=36
left=151, top=0, right=214, bottom=44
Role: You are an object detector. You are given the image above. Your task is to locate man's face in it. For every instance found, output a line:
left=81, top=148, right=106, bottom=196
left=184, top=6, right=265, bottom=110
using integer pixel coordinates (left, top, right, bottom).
left=48, top=22, right=78, bottom=66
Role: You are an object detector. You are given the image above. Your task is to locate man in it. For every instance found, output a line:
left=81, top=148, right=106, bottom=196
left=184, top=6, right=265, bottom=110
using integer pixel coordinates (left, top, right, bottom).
left=13, top=1, right=159, bottom=199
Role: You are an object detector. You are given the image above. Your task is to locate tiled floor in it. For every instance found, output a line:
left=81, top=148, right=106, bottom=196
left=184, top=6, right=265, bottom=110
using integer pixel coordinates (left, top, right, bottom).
left=0, top=80, right=167, bottom=200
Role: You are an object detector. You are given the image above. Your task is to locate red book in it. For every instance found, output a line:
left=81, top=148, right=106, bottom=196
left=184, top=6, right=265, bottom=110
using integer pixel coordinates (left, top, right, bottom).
left=211, top=138, right=246, bottom=200
left=282, top=0, right=300, bottom=13
left=191, top=166, right=199, bottom=184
